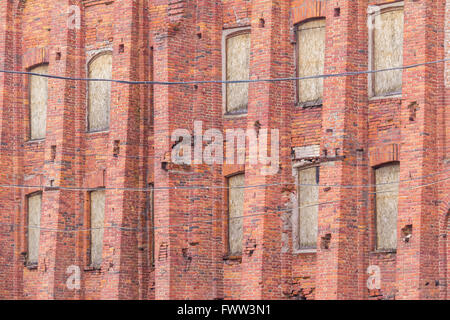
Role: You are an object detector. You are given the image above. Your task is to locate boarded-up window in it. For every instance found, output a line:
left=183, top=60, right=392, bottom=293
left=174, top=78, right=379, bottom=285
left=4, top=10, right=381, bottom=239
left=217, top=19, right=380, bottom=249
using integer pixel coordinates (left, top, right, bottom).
left=375, top=163, right=399, bottom=250
left=27, top=193, right=42, bottom=265
left=297, top=19, right=325, bottom=105
left=148, top=184, right=154, bottom=265
left=29, top=65, right=48, bottom=140
left=298, top=167, right=319, bottom=249
left=88, top=53, right=112, bottom=131
left=226, top=32, right=250, bottom=114
left=90, top=190, right=105, bottom=268
left=228, top=174, right=244, bottom=255
left=371, top=6, right=404, bottom=97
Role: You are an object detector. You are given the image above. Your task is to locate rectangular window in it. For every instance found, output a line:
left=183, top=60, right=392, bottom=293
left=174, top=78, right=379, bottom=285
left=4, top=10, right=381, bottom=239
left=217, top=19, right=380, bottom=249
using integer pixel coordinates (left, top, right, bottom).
left=298, top=167, right=319, bottom=249
left=370, top=3, right=404, bottom=97
left=29, top=65, right=48, bottom=140
left=226, top=31, right=250, bottom=114
left=148, top=184, right=154, bottom=266
left=88, top=53, right=112, bottom=132
left=375, top=163, right=399, bottom=251
left=297, top=19, right=325, bottom=106
left=90, top=190, right=105, bottom=268
left=228, top=174, right=245, bottom=256
left=27, top=193, right=42, bottom=265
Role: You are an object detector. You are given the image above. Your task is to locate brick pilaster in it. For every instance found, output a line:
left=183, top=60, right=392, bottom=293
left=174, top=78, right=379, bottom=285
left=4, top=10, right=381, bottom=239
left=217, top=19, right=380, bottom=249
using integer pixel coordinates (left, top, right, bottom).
left=396, top=0, right=445, bottom=300
left=315, top=0, right=368, bottom=300
left=0, top=0, right=20, bottom=299
left=32, top=0, right=85, bottom=300
left=100, top=0, right=144, bottom=300
left=240, top=0, right=293, bottom=300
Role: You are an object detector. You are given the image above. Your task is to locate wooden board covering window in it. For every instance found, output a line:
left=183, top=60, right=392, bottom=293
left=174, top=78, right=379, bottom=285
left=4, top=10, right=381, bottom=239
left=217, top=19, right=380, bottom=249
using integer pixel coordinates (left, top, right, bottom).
left=90, top=190, right=105, bottom=268
left=228, top=174, right=245, bottom=255
left=372, top=7, right=404, bottom=96
left=375, top=163, right=399, bottom=250
left=27, top=193, right=42, bottom=265
left=298, top=167, right=319, bottom=249
left=29, top=65, right=48, bottom=140
left=297, top=19, right=325, bottom=105
left=88, top=53, right=112, bottom=131
left=226, top=32, right=250, bottom=113
left=148, top=185, right=154, bottom=265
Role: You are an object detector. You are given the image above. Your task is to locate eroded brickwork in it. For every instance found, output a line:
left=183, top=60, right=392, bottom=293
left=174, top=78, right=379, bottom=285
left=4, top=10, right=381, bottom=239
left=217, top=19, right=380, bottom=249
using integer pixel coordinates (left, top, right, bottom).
left=0, top=0, right=448, bottom=300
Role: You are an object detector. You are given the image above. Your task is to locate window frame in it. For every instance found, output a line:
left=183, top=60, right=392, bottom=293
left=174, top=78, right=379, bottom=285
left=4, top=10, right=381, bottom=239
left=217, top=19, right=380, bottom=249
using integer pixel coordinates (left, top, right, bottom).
left=225, top=172, right=245, bottom=260
left=368, top=1, right=404, bottom=99
left=294, top=165, right=320, bottom=252
left=294, top=18, right=326, bottom=108
left=26, top=191, right=42, bottom=268
left=28, top=63, right=49, bottom=141
left=222, top=27, right=251, bottom=117
left=88, top=188, right=106, bottom=270
left=86, top=51, right=113, bottom=133
left=373, top=162, right=400, bottom=253
left=147, top=183, right=155, bottom=268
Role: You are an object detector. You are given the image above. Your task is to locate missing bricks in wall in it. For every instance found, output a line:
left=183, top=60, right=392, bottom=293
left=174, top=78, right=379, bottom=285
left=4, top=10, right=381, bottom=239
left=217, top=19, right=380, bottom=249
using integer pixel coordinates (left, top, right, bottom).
left=50, top=145, right=56, bottom=162
left=401, top=224, right=413, bottom=243
left=334, top=7, right=341, bottom=17
left=113, top=140, right=120, bottom=157
left=321, top=234, right=331, bottom=250
left=259, top=18, right=265, bottom=28
left=182, top=248, right=192, bottom=272
left=408, top=101, right=418, bottom=121
left=244, top=238, right=257, bottom=257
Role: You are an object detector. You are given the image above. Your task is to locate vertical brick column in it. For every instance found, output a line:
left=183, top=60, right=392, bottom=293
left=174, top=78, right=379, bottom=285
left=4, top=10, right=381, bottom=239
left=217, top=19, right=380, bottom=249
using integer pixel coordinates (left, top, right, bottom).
left=100, top=0, right=143, bottom=300
left=396, top=0, right=444, bottom=300
left=185, top=0, right=223, bottom=300
left=151, top=1, right=172, bottom=299
left=0, top=0, right=19, bottom=299
left=315, top=0, right=367, bottom=300
left=35, top=0, right=84, bottom=299
left=151, top=0, right=223, bottom=299
left=240, top=0, right=293, bottom=300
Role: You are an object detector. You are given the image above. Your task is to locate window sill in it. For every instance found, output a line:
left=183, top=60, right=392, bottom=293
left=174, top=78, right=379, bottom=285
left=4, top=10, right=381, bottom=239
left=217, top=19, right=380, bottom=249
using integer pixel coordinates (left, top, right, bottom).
left=224, top=110, right=247, bottom=118
left=25, top=138, right=45, bottom=145
left=223, top=254, right=242, bottom=262
left=296, top=100, right=323, bottom=109
left=25, top=263, right=38, bottom=270
left=368, top=93, right=402, bottom=101
left=370, top=249, right=397, bottom=255
left=86, top=129, right=110, bottom=135
left=293, top=248, right=317, bottom=255
left=84, top=265, right=101, bottom=272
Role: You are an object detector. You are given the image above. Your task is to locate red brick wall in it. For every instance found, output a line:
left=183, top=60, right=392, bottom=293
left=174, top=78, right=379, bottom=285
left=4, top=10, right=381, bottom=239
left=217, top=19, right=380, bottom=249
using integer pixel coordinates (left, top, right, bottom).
left=0, top=0, right=447, bottom=300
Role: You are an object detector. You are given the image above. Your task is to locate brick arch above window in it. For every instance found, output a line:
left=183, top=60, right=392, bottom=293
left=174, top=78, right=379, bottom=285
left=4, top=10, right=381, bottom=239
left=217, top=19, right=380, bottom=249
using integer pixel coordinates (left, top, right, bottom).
left=291, top=0, right=326, bottom=25
left=369, top=144, right=400, bottom=168
left=23, top=47, right=49, bottom=70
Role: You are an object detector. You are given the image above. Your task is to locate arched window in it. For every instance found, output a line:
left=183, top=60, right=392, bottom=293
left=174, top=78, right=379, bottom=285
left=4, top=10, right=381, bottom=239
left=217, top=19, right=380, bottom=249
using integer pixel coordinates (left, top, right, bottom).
left=225, top=31, right=250, bottom=114
left=88, top=53, right=112, bottom=132
left=375, top=163, right=400, bottom=251
left=369, top=3, right=404, bottom=97
left=296, top=18, right=326, bottom=106
left=29, top=64, right=48, bottom=140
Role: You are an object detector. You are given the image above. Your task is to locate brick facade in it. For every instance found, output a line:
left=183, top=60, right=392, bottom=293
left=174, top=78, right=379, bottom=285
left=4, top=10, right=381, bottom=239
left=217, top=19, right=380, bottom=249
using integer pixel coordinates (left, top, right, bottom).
left=0, top=0, right=448, bottom=300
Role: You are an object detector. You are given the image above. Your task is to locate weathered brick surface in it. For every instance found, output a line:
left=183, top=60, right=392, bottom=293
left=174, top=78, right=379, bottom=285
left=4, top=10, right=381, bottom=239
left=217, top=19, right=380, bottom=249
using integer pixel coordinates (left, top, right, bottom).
left=0, top=0, right=447, bottom=300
